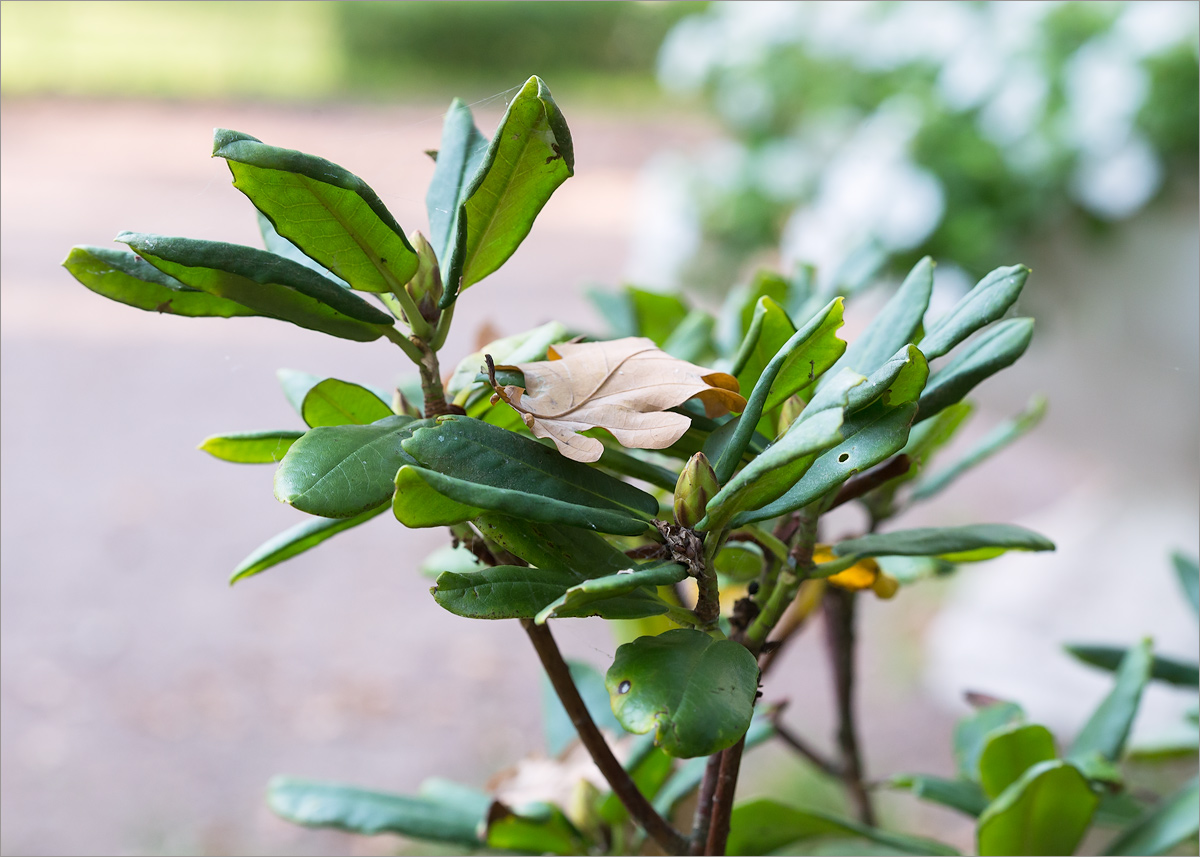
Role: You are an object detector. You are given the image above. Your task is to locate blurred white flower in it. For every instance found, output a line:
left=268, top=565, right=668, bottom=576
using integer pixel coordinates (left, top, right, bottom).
left=1071, top=133, right=1163, bottom=220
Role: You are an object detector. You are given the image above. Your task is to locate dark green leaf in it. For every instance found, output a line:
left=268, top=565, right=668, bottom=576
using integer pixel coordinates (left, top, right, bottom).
left=542, top=660, right=622, bottom=756
left=267, top=777, right=484, bottom=845
left=119, top=232, right=394, bottom=342
left=231, top=505, right=386, bottom=584
left=596, top=445, right=679, bottom=493
left=886, top=774, right=989, bottom=817
left=1066, top=644, right=1199, bottom=688
left=474, top=515, right=634, bottom=578
left=198, top=430, right=303, bottom=464
left=978, top=723, right=1058, bottom=799
left=977, top=760, right=1098, bottom=856
left=301, top=378, right=394, bottom=427
left=426, top=98, right=489, bottom=267
left=64, top=245, right=264, bottom=318
left=1172, top=552, right=1199, bottom=615
left=1069, top=637, right=1153, bottom=764
left=726, top=799, right=960, bottom=856
left=921, top=265, right=1029, bottom=360
left=431, top=565, right=666, bottom=620
left=1104, top=775, right=1199, bottom=855
left=441, top=75, right=574, bottom=306
left=955, top=702, right=1025, bottom=781
left=213, top=129, right=418, bottom=293
left=840, top=256, right=935, bottom=376
left=536, top=562, right=687, bottom=623
left=275, top=415, right=422, bottom=518
left=834, top=524, right=1055, bottom=564
left=606, top=628, right=758, bottom=758
left=486, top=801, right=585, bottom=856
left=916, top=318, right=1034, bottom=423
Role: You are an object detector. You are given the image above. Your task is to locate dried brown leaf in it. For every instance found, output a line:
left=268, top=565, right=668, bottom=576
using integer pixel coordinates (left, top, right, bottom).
left=491, top=336, right=745, bottom=462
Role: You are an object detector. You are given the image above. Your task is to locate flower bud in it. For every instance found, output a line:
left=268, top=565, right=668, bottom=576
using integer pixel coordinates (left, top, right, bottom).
left=871, top=572, right=900, bottom=600
left=405, top=231, right=442, bottom=324
left=674, top=452, right=719, bottom=529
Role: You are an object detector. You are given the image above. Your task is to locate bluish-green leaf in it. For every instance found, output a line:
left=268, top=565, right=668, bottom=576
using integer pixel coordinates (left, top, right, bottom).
left=1066, top=644, right=1199, bottom=688
left=230, top=505, right=386, bottom=584
left=267, top=776, right=484, bottom=845
left=426, top=98, right=489, bottom=267
left=301, top=378, right=394, bottom=428
left=275, top=415, right=422, bottom=518
left=606, top=628, right=758, bottom=758
left=726, top=799, right=960, bottom=856
left=838, top=256, right=935, bottom=377
left=886, top=774, right=989, bottom=817
left=441, top=75, right=574, bottom=306
left=536, top=562, right=687, bottom=624
left=278, top=368, right=321, bottom=415
left=1172, top=552, right=1199, bottom=615
left=922, top=265, right=1029, bottom=360
left=834, top=524, right=1055, bottom=564
left=1104, top=775, right=1199, bottom=855
left=978, top=723, right=1058, bottom=799
left=955, top=702, right=1025, bottom=781
left=119, top=232, right=394, bottom=342
left=916, top=318, right=1034, bottom=423
left=198, top=430, right=303, bottom=464
left=977, top=760, right=1098, bottom=856
left=1069, top=637, right=1153, bottom=764
left=63, top=245, right=263, bottom=318
left=662, top=309, right=717, bottom=363
left=213, top=129, right=418, bottom=293
left=431, top=565, right=666, bottom=621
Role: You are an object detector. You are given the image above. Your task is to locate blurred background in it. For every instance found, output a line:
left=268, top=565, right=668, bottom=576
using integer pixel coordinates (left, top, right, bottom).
left=1, top=2, right=1196, bottom=854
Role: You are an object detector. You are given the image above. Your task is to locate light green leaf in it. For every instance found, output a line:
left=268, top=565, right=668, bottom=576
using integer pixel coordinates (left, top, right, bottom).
left=978, top=723, right=1058, bottom=799
left=1066, top=644, right=1199, bottom=688
left=393, top=466, right=485, bottom=528
left=606, top=628, right=758, bottom=758
left=536, top=562, right=688, bottom=624
left=275, top=415, right=422, bottom=518
left=255, top=211, right=349, bottom=287
left=916, top=318, right=1034, bottom=423
left=441, top=75, right=574, bottom=306
left=230, top=505, right=386, bottom=584
left=845, top=345, right=929, bottom=415
left=267, top=776, right=484, bottom=845
left=418, top=543, right=485, bottom=579
left=1104, top=776, right=1199, bottom=855
left=1069, top=637, right=1154, bottom=764
left=118, top=232, right=395, bottom=342
left=198, top=430, right=303, bottom=464
left=278, top=368, right=322, bottom=415
left=1172, top=552, right=1199, bottom=615
left=300, top=378, right=394, bottom=427
left=731, top=296, right=797, bottom=408
left=426, top=98, right=489, bottom=267
left=922, top=265, right=1029, bottom=359
left=486, top=802, right=585, bottom=856
left=63, top=245, right=263, bottom=318
left=213, top=129, right=418, bottom=293
left=629, top=286, right=691, bottom=349
left=955, top=702, right=1025, bottom=781
left=886, top=774, right=989, bottom=817
left=833, top=524, right=1055, bottom=564
left=977, top=760, right=1098, bottom=856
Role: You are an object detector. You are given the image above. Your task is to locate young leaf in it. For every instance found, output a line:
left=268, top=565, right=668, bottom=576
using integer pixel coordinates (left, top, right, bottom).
left=977, top=723, right=1058, bottom=799
left=275, top=415, right=423, bottom=518
left=535, top=562, right=688, bottom=624
left=64, top=246, right=263, bottom=318
left=118, top=232, right=395, bottom=342
left=921, top=265, right=1029, bottom=360
left=1068, top=637, right=1154, bottom=764
left=430, top=565, right=667, bottom=620
left=955, top=702, right=1025, bottom=781
left=844, top=345, right=930, bottom=415
left=833, top=524, right=1055, bottom=564
left=441, top=75, right=575, bottom=306
left=886, top=774, right=989, bottom=817
left=198, top=430, right=304, bottom=464
left=1104, top=775, right=1199, bottom=856
left=1065, top=644, right=1199, bottom=688
left=300, top=378, right=394, bottom=427
left=212, top=129, right=419, bottom=293
left=916, top=318, right=1034, bottom=423
left=977, top=761, right=1098, bottom=856
left=267, top=777, right=484, bottom=846
left=731, top=296, right=797, bottom=405
left=230, top=505, right=387, bottom=584
left=426, top=98, right=489, bottom=267
left=493, top=337, right=745, bottom=463
left=606, top=628, right=758, bottom=758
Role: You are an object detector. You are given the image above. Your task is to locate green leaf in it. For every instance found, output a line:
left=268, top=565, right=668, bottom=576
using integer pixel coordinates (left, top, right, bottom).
left=886, top=774, right=989, bottom=817
left=912, top=395, right=1046, bottom=501
left=255, top=211, right=349, bottom=287
left=418, top=543, right=485, bottom=579
left=916, top=318, right=1034, bottom=423
left=606, top=628, right=758, bottom=758
left=955, top=702, right=1025, bottom=781
left=275, top=415, right=422, bottom=518
left=731, top=296, right=797, bottom=407
left=596, top=445, right=679, bottom=493
left=844, top=345, right=930, bottom=415
left=977, top=760, right=1099, bottom=856
left=474, top=515, right=634, bottom=578
left=430, top=565, right=666, bottom=621
left=441, top=75, right=574, bottom=307
left=734, top=401, right=918, bottom=527
left=978, top=723, right=1058, bottom=799
left=230, top=505, right=386, bottom=584
left=662, top=309, right=717, bottom=363
left=1066, top=644, right=1199, bottom=688
left=921, top=265, right=1029, bottom=360
left=839, top=256, right=935, bottom=376
left=267, top=776, right=484, bottom=845
left=716, top=542, right=766, bottom=582
left=1104, top=775, right=1199, bottom=856
left=1172, top=552, right=1199, bottom=615
left=212, top=129, right=418, bottom=293
left=542, top=660, right=623, bottom=756
left=63, top=246, right=263, bottom=317
left=628, top=286, right=691, bottom=349
left=834, top=524, right=1055, bottom=564
left=278, top=368, right=322, bottom=415
left=198, top=430, right=303, bottom=463
left=118, top=232, right=395, bottom=342
left=1069, top=637, right=1154, bottom=764
left=726, top=799, right=960, bottom=856
left=536, top=562, right=688, bottom=624
left=426, top=98, right=489, bottom=267
left=486, top=801, right=585, bottom=856
left=300, top=378, right=394, bottom=428
left=447, top=320, right=568, bottom=399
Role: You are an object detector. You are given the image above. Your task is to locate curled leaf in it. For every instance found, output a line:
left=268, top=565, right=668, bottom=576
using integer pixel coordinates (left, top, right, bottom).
left=492, top=337, right=745, bottom=462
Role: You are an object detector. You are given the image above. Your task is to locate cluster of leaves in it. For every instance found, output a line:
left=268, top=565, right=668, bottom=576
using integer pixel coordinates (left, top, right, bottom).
left=64, top=75, right=1196, bottom=856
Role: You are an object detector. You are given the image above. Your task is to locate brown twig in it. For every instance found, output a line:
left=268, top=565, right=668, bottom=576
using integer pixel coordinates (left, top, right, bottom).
left=822, top=587, right=876, bottom=826
left=704, top=737, right=746, bottom=856
left=521, top=619, right=689, bottom=855
left=826, top=454, right=910, bottom=511
left=771, top=715, right=842, bottom=779
left=688, top=753, right=724, bottom=854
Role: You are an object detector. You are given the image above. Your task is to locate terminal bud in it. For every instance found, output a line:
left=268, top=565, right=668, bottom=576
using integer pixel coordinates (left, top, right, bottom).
left=674, top=452, right=718, bottom=529
left=405, top=231, right=443, bottom=324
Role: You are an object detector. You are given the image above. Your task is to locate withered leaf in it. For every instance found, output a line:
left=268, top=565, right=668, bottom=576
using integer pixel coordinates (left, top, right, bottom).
left=492, top=336, right=745, bottom=462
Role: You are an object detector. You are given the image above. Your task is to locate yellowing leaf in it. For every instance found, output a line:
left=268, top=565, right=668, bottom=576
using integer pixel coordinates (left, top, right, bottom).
left=494, top=337, right=745, bottom=462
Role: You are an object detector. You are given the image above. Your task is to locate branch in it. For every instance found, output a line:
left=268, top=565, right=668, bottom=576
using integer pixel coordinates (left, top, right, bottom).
left=826, top=454, right=910, bottom=511
left=520, top=619, right=689, bottom=855
left=688, top=753, right=723, bottom=854
left=823, top=587, right=876, bottom=826
left=704, top=736, right=746, bottom=856
left=770, top=712, right=841, bottom=778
